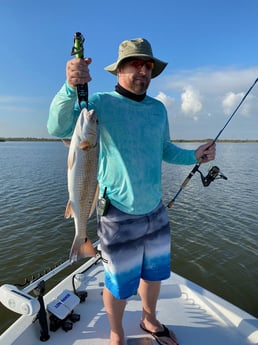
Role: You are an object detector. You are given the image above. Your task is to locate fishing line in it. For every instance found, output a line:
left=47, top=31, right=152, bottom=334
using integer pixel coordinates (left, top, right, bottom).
left=167, top=77, right=258, bottom=208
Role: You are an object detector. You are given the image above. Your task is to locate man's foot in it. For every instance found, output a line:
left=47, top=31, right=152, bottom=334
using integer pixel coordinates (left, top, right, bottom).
left=140, top=321, right=179, bottom=345
left=109, top=330, right=125, bottom=345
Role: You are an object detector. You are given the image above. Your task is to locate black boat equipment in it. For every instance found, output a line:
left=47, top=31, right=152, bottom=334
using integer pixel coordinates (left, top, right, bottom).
left=0, top=241, right=101, bottom=341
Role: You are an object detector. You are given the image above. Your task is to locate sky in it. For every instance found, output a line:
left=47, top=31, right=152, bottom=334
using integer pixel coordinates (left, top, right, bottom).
left=0, top=0, right=257, bottom=139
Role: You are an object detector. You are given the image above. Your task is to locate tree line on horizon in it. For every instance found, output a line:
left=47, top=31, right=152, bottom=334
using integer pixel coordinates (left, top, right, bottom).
left=0, top=137, right=258, bottom=143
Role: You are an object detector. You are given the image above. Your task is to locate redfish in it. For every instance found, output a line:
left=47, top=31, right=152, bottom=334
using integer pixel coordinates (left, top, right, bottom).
left=65, top=108, right=99, bottom=263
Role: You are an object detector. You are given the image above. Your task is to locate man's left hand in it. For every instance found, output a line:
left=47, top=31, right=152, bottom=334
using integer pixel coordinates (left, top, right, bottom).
left=195, top=142, right=216, bottom=163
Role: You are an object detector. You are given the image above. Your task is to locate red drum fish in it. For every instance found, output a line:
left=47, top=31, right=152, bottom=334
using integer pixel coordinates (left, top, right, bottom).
left=65, top=108, right=99, bottom=263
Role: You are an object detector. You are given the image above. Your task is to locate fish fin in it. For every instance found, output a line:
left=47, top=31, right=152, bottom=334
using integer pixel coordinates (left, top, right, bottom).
left=62, top=139, right=71, bottom=147
left=89, top=184, right=99, bottom=219
left=69, top=237, right=96, bottom=263
left=65, top=201, right=74, bottom=218
left=67, top=151, right=75, bottom=170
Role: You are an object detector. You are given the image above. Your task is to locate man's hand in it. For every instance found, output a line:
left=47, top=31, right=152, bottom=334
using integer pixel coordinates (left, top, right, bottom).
left=66, top=57, right=92, bottom=88
left=195, top=142, right=216, bottom=163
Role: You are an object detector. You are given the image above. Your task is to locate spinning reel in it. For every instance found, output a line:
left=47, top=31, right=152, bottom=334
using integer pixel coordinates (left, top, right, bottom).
left=197, top=165, right=227, bottom=187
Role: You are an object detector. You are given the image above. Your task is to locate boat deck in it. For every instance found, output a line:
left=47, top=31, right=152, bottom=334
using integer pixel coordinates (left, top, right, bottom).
left=1, top=256, right=257, bottom=345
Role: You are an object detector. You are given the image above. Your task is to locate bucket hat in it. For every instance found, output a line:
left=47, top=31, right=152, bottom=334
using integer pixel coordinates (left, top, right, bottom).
left=104, top=38, right=167, bottom=78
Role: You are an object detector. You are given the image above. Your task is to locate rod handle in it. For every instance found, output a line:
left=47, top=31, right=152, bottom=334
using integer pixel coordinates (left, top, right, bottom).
left=71, top=32, right=88, bottom=109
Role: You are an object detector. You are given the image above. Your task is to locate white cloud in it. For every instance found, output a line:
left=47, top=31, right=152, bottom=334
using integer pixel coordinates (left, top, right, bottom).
left=181, top=85, right=202, bottom=116
left=161, top=68, right=258, bottom=96
left=222, top=92, right=243, bottom=114
left=152, top=67, right=258, bottom=139
left=222, top=92, right=254, bottom=117
left=155, top=91, right=175, bottom=113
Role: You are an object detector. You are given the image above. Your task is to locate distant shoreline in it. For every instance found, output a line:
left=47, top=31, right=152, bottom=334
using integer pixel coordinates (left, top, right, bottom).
left=173, top=139, right=258, bottom=143
left=0, top=137, right=258, bottom=143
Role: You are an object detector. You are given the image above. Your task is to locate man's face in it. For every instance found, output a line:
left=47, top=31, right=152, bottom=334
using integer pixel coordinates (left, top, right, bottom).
left=117, top=57, right=154, bottom=95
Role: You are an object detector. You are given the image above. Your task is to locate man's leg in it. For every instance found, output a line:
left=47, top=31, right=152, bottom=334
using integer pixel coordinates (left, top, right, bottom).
left=138, top=279, right=179, bottom=345
left=138, top=279, right=161, bottom=328
left=103, top=286, right=126, bottom=345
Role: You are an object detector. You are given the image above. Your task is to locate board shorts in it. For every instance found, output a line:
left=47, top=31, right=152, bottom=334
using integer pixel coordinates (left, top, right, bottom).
left=97, top=201, right=171, bottom=299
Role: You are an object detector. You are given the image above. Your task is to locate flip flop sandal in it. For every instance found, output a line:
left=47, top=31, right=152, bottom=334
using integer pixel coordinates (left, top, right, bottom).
left=140, top=323, right=179, bottom=345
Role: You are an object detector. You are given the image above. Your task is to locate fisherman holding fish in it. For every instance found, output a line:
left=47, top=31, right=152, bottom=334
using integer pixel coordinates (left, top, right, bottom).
left=48, top=38, right=215, bottom=345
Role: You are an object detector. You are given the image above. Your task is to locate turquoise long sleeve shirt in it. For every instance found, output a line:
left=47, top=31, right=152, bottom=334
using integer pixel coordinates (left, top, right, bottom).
left=48, top=82, right=197, bottom=215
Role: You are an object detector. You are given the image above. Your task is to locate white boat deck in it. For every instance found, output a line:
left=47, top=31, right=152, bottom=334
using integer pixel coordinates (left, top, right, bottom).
left=1, top=256, right=257, bottom=345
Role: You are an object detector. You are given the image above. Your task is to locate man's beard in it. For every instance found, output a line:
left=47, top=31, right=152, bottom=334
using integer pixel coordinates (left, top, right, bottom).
left=132, top=77, right=150, bottom=94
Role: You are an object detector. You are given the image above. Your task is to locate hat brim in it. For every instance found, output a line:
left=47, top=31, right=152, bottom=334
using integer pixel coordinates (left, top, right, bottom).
left=105, top=54, right=167, bottom=79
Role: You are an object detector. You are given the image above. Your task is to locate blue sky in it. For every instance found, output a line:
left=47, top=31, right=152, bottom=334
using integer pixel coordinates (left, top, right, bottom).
left=0, top=0, right=257, bottom=139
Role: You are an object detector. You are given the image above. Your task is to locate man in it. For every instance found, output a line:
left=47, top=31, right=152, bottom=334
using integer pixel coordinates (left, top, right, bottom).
left=48, top=38, right=215, bottom=345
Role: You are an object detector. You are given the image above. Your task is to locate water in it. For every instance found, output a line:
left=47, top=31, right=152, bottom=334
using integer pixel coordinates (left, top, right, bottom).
left=0, top=141, right=257, bottom=334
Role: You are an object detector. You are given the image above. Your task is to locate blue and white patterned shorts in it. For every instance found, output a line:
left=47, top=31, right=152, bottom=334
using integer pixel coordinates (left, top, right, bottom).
left=97, top=201, right=171, bottom=299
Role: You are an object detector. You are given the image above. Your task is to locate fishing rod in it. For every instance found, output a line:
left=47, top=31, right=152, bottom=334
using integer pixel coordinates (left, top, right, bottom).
left=71, top=32, right=88, bottom=109
left=167, top=77, right=258, bottom=208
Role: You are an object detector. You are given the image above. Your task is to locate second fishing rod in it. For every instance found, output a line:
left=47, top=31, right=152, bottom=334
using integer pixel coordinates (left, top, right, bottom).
left=167, top=77, right=258, bottom=208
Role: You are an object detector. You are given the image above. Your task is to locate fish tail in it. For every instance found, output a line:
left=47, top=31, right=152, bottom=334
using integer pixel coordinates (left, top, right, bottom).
left=69, top=237, right=96, bottom=263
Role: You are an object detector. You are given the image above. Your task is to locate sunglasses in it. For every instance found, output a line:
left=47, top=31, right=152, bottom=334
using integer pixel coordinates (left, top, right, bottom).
left=129, top=59, right=155, bottom=71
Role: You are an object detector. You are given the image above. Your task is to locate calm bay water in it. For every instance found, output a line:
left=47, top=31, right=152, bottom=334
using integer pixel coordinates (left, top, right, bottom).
left=0, top=141, right=257, bottom=334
